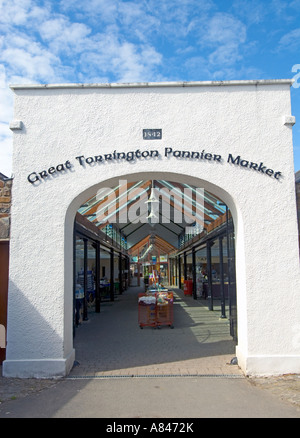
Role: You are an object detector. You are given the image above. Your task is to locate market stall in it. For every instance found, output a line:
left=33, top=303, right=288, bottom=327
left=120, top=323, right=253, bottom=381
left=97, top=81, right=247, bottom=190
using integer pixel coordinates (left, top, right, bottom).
left=138, top=291, right=174, bottom=329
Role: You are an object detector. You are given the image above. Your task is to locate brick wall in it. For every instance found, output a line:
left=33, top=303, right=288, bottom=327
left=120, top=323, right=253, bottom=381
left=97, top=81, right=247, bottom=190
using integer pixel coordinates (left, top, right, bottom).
left=0, top=173, right=11, bottom=363
left=0, top=174, right=12, bottom=239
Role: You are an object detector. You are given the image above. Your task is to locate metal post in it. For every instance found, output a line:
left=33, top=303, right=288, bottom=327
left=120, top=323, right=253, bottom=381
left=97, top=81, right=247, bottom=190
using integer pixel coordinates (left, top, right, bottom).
left=119, top=253, right=123, bottom=294
left=83, top=238, right=88, bottom=320
left=137, top=261, right=141, bottom=286
left=192, top=247, right=197, bottom=300
left=126, top=256, right=129, bottom=290
left=184, top=252, right=187, bottom=280
left=73, top=227, right=76, bottom=337
left=219, top=236, right=226, bottom=318
left=226, top=205, right=232, bottom=317
left=128, top=256, right=131, bottom=287
left=178, top=255, right=181, bottom=289
left=207, top=241, right=213, bottom=311
left=110, top=248, right=115, bottom=301
left=137, top=248, right=140, bottom=286
left=95, top=241, right=100, bottom=313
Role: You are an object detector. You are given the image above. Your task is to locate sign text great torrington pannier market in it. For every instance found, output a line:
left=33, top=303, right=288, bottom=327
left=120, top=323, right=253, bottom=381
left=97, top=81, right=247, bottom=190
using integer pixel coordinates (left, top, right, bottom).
left=27, top=147, right=283, bottom=184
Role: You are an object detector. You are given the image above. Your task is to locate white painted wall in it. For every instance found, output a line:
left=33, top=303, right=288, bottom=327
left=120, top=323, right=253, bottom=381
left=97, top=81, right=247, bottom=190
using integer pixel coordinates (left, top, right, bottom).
left=3, top=80, right=300, bottom=377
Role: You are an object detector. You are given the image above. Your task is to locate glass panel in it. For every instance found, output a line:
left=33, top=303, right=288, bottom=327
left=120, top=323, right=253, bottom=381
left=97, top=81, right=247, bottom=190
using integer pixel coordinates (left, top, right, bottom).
left=114, top=252, right=120, bottom=293
left=159, top=254, right=168, bottom=286
left=180, top=255, right=184, bottom=286
left=100, top=247, right=111, bottom=300
left=228, top=232, right=237, bottom=342
left=87, top=241, right=96, bottom=307
left=207, top=237, right=228, bottom=300
left=211, top=238, right=220, bottom=283
left=75, top=236, right=84, bottom=326
left=195, top=246, right=207, bottom=298
left=74, top=237, right=96, bottom=322
left=121, top=256, right=127, bottom=291
left=186, top=252, right=193, bottom=280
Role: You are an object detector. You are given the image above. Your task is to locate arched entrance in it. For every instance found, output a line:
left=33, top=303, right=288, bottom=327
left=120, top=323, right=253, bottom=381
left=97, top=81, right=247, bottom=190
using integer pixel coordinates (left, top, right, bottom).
left=4, top=80, right=300, bottom=378
left=65, top=171, right=241, bottom=370
left=70, top=174, right=238, bottom=376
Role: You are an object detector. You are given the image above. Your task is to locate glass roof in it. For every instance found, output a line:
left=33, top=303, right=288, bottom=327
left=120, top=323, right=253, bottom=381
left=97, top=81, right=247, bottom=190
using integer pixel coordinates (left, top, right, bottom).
left=77, top=180, right=228, bottom=253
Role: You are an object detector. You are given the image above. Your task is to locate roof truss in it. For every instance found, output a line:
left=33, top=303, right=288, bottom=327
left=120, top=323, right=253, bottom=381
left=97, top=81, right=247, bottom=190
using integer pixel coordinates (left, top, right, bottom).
left=77, top=179, right=227, bottom=252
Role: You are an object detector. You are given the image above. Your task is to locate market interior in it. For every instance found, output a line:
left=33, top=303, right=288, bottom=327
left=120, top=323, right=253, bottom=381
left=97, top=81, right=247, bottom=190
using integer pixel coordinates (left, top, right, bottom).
left=73, top=179, right=237, bottom=345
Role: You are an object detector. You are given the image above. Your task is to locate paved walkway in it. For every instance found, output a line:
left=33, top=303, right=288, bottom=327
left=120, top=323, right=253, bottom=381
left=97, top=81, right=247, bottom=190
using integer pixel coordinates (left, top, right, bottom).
left=70, top=285, right=242, bottom=378
left=1, top=286, right=299, bottom=417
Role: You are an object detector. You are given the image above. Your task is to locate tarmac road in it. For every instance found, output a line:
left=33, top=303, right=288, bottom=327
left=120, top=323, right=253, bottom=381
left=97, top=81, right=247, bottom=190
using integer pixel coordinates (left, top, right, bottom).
left=0, top=374, right=299, bottom=418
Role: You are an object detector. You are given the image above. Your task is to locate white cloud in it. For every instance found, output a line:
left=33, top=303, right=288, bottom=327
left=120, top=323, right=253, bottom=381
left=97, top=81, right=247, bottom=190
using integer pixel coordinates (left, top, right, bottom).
left=278, top=28, right=300, bottom=51
left=0, top=0, right=50, bottom=27
left=1, top=40, right=60, bottom=83
left=79, top=32, right=162, bottom=83
left=182, top=13, right=248, bottom=77
left=60, top=0, right=119, bottom=23
left=0, top=1, right=248, bottom=86
left=5, top=50, right=51, bottom=80
left=39, top=18, right=92, bottom=54
left=0, top=66, right=13, bottom=123
left=201, top=13, right=247, bottom=46
left=60, top=0, right=214, bottom=44
left=208, top=43, right=242, bottom=66
left=0, top=124, right=12, bottom=177
left=0, top=0, right=32, bottom=26
left=116, top=43, right=162, bottom=82
left=232, top=0, right=267, bottom=25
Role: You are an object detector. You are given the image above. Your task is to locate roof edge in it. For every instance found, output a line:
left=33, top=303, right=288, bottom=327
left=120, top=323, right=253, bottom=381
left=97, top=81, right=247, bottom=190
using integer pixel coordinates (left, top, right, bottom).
left=9, top=79, right=294, bottom=90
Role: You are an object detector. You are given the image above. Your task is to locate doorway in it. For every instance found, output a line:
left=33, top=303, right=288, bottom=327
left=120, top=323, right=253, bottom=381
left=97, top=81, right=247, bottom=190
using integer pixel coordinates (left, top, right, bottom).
left=72, top=177, right=238, bottom=373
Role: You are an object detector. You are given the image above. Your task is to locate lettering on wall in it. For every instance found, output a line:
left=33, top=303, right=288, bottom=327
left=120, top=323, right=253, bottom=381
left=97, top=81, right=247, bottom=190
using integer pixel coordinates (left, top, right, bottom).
left=27, top=147, right=283, bottom=184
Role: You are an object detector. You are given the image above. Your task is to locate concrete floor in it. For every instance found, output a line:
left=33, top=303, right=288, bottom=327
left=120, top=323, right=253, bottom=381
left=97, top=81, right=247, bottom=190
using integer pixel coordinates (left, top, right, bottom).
left=70, top=285, right=242, bottom=378
left=1, top=286, right=299, bottom=418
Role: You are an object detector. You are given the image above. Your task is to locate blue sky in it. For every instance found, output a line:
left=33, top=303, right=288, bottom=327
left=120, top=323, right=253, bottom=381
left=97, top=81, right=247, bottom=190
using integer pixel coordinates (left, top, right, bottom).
left=1, top=0, right=300, bottom=176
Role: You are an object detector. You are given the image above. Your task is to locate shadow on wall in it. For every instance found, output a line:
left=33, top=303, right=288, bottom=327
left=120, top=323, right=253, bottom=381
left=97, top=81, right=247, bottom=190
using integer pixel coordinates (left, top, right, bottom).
left=3, top=280, right=73, bottom=378
left=0, top=325, right=5, bottom=348
left=0, top=240, right=9, bottom=364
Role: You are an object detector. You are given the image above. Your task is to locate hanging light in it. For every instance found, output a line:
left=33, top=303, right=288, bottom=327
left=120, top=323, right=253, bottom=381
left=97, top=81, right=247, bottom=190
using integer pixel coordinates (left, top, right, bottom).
left=145, top=180, right=159, bottom=227
left=149, top=234, right=156, bottom=245
left=147, top=210, right=158, bottom=228
left=146, top=210, right=158, bottom=220
left=145, top=180, right=159, bottom=203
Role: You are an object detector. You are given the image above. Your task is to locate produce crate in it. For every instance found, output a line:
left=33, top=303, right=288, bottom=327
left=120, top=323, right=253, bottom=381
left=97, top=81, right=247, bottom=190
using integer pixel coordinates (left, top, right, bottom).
left=138, top=291, right=174, bottom=329
left=156, top=291, right=174, bottom=328
left=138, top=293, right=157, bottom=328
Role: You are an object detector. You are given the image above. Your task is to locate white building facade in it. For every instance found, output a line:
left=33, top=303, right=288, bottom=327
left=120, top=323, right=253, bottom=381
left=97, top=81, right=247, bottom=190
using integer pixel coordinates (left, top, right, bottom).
left=3, top=80, right=300, bottom=378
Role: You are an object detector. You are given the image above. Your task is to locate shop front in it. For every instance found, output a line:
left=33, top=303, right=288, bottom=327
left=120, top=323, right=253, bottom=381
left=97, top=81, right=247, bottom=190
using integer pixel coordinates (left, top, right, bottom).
left=3, top=80, right=300, bottom=378
left=74, top=213, right=129, bottom=320
left=173, top=212, right=237, bottom=339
